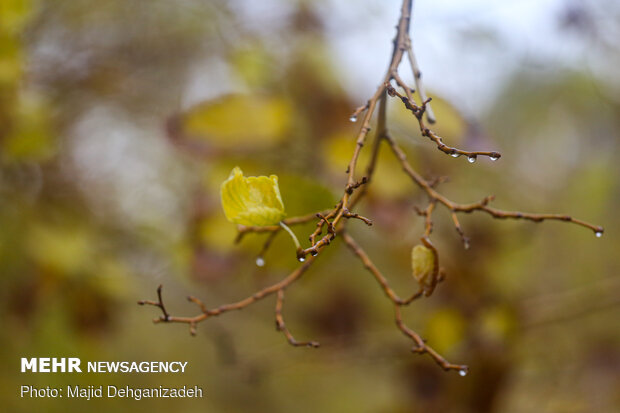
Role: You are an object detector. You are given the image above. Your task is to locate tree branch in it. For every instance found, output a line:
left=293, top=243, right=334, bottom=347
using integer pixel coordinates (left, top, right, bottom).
left=140, top=0, right=603, bottom=374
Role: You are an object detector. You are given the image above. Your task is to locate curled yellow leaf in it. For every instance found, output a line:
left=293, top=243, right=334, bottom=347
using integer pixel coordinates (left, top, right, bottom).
left=220, top=167, right=286, bottom=226
left=411, top=244, right=435, bottom=286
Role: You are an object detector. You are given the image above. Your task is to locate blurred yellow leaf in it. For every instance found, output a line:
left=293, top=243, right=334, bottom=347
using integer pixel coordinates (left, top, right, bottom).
left=220, top=166, right=286, bottom=226
left=232, top=46, right=273, bottom=88
left=183, top=94, right=291, bottom=147
left=198, top=214, right=238, bottom=252
left=3, top=94, right=55, bottom=161
left=278, top=173, right=336, bottom=216
left=0, top=0, right=31, bottom=35
left=479, top=305, right=517, bottom=344
left=323, top=132, right=413, bottom=198
left=425, top=308, right=467, bottom=354
left=27, top=223, right=94, bottom=276
left=411, top=244, right=434, bottom=286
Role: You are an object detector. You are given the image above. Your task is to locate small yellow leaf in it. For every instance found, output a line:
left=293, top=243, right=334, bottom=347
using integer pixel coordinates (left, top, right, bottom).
left=220, top=167, right=286, bottom=226
left=411, top=244, right=434, bottom=286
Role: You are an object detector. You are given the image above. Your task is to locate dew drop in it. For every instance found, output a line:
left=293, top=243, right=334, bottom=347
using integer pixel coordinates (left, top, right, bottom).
left=458, top=368, right=468, bottom=377
left=349, top=115, right=357, bottom=122
left=450, top=152, right=461, bottom=158
left=595, top=230, right=603, bottom=238
left=255, top=257, right=265, bottom=267
left=310, top=250, right=318, bottom=257
left=490, top=155, right=499, bottom=161
left=467, top=155, right=477, bottom=163
left=298, top=257, right=306, bottom=262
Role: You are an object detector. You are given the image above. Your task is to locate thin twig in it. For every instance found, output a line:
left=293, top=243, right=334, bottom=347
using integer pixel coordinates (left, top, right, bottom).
left=405, top=37, right=436, bottom=123
left=395, top=305, right=468, bottom=373
left=342, top=232, right=424, bottom=306
left=342, top=232, right=462, bottom=370
left=275, top=289, right=320, bottom=348
left=386, top=83, right=501, bottom=161
left=383, top=133, right=603, bottom=235
left=138, top=256, right=316, bottom=335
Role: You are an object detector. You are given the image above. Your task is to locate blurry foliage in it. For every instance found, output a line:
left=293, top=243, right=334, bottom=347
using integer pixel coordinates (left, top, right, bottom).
left=0, top=0, right=55, bottom=162
left=183, top=95, right=292, bottom=148
left=0, top=1, right=619, bottom=413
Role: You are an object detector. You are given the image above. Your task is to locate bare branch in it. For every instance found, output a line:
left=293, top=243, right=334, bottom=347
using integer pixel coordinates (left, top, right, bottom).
left=275, top=289, right=320, bottom=348
left=342, top=232, right=423, bottom=306
left=342, top=232, right=462, bottom=370
left=386, top=83, right=501, bottom=161
left=395, top=305, right=468, bottom=374
left=404, top=37, right=436, bottom=123
left=139, top=256, right=317, bottom=335
left=383, top=133, right=602, bottom=235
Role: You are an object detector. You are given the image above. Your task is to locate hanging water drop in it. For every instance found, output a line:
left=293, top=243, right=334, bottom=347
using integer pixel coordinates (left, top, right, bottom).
left=458, top=368, right=468, bottom=377
left=310, top=250, right=318, bottom=257
left=298, top=256, right=306, bottom=262
left=467, top=155, right=477, bottom=163
left=349, top=115, right=357, bottom=122
left=450, top=152, right=461, bottom=158
left=490, top=155, right=499, bottom=161
left=595, top=230, right=603, bottom=238
left=255, top=257, right=265, bottom=267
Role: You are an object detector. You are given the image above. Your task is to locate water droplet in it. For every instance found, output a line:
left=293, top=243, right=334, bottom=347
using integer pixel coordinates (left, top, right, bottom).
left=298, top=257, right=306, bottom=262
left=467, top=155, right=477, bottom=163
left=450, top=152, right=461, bottom=158
left=310, top=250, right=318, bottom=257
left=255, top=257, right=265, bottom=267
left=349, top=115, right=357, bottom=122
left=490, top=155, right=499, bottom=161
left=458, top=368, right=468, bottom=377
left=595, top=230, right=603, bottom=238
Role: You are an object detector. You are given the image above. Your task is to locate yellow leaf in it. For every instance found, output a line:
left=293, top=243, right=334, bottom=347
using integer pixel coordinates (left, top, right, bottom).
left=425, top=308, right=466, bottom=354
left=183, top=94, right=291, bottom=148
left=411, top=244, right=434, bottom=286
left=220, top=167, right=286, bottom=226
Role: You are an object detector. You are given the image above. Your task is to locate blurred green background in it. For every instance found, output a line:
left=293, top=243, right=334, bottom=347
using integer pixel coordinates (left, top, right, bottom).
left=1, top=0, right=619, bottom=412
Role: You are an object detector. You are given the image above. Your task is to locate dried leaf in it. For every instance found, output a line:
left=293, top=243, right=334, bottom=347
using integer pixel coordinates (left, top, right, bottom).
left=411, top=244, right=434, bottom=286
